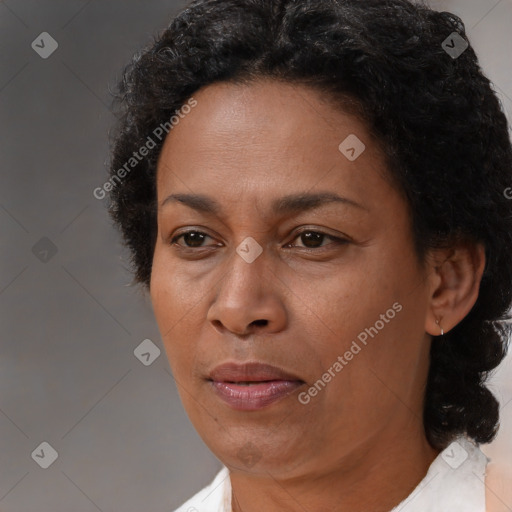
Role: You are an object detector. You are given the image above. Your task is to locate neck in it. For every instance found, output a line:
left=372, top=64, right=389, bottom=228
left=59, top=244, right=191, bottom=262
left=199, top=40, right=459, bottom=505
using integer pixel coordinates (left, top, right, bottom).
left=229, top=427, right=440, bottom=512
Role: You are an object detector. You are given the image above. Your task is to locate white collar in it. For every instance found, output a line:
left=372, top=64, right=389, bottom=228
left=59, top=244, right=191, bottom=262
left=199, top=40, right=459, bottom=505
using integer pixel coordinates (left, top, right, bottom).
left=173, top=435, right=489, bottom=512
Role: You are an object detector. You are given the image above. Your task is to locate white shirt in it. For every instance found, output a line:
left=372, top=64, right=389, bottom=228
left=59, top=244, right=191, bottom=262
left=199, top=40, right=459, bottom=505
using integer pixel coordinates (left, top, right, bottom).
left=173, top=436, right=488, bottom=512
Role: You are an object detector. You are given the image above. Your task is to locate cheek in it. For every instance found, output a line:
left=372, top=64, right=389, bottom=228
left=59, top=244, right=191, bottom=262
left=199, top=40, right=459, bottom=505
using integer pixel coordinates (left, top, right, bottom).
left=150, top=250, right=204, bottom=371
left=302, top=254, right=401, bottom=353
left=307, top=245, right=427, bottom=382
left=318, top=276, right=429, bottom=423
left=150, top=241, right=205, bottom=324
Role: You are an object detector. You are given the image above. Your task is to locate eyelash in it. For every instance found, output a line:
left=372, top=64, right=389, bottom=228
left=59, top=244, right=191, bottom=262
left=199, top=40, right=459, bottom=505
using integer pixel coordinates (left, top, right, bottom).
left=169, top=228, right=349, bottom=251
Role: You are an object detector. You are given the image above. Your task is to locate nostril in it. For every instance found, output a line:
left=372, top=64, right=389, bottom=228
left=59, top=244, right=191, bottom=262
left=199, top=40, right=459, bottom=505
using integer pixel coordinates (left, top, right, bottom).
left=211, top=319, right=223, bottom=330
left=251, top=319, right=268, bottom=327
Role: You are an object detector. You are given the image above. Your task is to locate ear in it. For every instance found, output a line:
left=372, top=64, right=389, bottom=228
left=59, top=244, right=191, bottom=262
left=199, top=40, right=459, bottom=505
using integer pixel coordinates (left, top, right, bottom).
left=424, top=242, right=486, bottom=336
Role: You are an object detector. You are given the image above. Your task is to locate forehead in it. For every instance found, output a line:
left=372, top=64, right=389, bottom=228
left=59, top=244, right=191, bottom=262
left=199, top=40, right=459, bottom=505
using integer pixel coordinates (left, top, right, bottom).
left=155, top=79, right=394, bottom=215
left=158, top=78, right=369, bottom=158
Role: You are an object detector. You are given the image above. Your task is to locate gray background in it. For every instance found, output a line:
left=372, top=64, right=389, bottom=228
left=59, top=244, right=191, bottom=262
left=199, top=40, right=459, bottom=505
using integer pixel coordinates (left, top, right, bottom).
left=0, top=0, right=511, bottom=510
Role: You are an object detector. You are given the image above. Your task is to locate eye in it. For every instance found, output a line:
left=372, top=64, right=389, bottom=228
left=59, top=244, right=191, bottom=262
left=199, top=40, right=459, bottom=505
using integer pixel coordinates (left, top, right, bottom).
left=169, top=228, right=349, bottom=251
left=170, top=230, right=219, bottom=248
left=287, top=229, right=349, bottom=250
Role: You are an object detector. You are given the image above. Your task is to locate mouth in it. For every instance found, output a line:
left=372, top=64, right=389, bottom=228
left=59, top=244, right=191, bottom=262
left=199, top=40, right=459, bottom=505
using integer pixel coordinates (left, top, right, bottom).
left=207, top=361, right=305, bottom=411
left=225, top=381, right=273, bottom=386
left=208, top=361, right=303, bottom=382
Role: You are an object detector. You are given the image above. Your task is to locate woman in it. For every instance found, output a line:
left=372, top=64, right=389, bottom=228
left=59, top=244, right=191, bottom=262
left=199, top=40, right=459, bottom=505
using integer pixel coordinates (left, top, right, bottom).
left=107, top=0, right=512, bottom=510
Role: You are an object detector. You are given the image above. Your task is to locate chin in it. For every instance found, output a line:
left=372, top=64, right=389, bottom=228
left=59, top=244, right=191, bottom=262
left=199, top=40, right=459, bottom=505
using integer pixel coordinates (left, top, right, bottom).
left=204, top=427, right=309, bottom=475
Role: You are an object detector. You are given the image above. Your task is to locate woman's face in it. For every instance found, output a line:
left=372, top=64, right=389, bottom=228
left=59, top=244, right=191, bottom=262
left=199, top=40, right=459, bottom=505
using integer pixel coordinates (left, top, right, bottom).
left=150, top=79, right=436, bottom=476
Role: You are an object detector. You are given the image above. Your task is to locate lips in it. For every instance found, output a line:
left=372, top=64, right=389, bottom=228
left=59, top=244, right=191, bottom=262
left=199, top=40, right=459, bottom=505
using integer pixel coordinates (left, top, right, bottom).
left=208, top=361, right=303, bottom=383
left=207, top=362, right=305, bottom=410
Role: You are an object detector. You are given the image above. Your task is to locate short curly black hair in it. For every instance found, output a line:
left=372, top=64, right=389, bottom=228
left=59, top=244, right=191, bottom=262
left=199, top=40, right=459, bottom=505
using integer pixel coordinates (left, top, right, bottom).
left=107, top=0, right=512, bottom=450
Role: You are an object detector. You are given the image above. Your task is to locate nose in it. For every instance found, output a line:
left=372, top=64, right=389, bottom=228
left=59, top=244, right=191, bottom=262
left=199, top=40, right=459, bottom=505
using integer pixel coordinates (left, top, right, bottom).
left=206, top=245, right=287, bottom=336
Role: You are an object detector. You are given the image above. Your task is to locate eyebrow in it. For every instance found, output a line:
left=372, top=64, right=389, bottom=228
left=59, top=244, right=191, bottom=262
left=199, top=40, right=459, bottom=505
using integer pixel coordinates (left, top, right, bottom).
left=160, top=191, right=366, bottom=216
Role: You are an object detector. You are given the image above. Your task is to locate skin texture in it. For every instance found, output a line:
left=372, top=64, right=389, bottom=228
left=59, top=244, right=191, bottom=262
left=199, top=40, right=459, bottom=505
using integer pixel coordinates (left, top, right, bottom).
left=150, top=79, right=486, bottom=512
left=485, top=462, right=512, bottom=512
